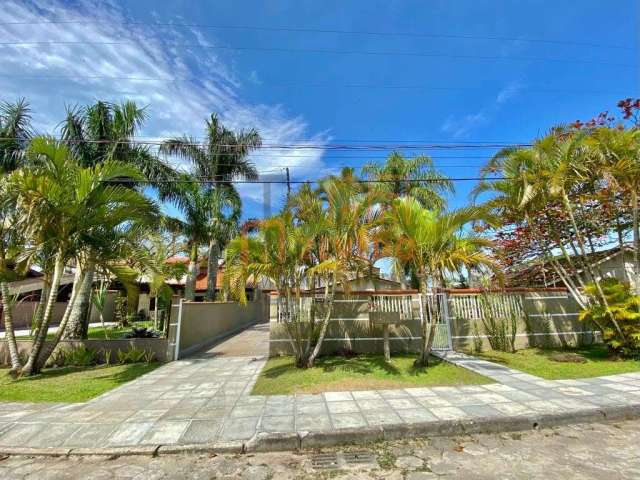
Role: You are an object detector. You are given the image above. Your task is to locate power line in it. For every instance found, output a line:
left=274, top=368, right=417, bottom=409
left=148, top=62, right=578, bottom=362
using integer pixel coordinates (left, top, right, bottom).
left=0, top=72, right=627, bottom=96
left=0, top=136, right=530, bottom=149
left=0, top=19, right=632, bottom=51
left=105, top=176, right=506, bottom=185
left=1, top=41, right=634, bottom=68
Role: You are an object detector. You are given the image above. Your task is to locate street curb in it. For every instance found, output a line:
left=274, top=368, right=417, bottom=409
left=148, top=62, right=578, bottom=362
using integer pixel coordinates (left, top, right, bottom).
left=2, top=403, right=640, bottom=457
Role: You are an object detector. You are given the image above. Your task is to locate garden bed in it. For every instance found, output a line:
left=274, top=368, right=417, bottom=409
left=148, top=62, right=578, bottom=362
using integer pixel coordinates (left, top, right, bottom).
left=0, top=363, right=160, bottom=403
left=252, top=354, right=492, bottom=395
left=475, top=345, right=640, bottom=379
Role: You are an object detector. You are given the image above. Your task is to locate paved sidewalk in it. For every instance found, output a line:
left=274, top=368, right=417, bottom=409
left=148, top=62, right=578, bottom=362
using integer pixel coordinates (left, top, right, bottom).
left=1, top=337, right=640, bottom=452
left=2, top=418, right=639, bottom=479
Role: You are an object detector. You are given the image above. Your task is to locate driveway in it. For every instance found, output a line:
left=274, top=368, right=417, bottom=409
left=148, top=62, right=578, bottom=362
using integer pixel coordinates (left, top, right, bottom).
left=196, top=322, right=270, bottom=358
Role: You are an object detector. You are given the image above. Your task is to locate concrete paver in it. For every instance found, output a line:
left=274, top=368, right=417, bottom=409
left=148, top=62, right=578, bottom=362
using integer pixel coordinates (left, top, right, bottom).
left=2, top=325, right=640, bottom=451
left=2, top=419, right=640, bottom=479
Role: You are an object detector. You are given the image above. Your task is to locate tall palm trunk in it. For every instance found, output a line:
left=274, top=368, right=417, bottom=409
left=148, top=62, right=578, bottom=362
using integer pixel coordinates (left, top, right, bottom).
left=21, top=254, right=65, bottom=376
left=64, top=260, right=95, bottom=339
left=631, top=189, right=640, bottom=294
left=306, top=273, right=337, bottom=368
left=561, top=193, right=625, bottom=341
left=206, top=240, right=220, bottom=301
left=38, top=269, right=87, bottom=370
left=185, top=243, right=198, bottom=301
left=1, top=281, right=21, bottom=372
left=415, top=276, right=437, bottom=368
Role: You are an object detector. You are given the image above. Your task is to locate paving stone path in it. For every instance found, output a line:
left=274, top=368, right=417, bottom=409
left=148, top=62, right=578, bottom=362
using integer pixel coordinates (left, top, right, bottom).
left=1, top=326, right=640, bottom=452
left=1, top=418, right=639, bottom=479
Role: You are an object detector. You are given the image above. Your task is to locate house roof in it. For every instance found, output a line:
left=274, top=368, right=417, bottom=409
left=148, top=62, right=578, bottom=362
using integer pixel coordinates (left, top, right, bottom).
left=504, top=244, right=634, bottom=287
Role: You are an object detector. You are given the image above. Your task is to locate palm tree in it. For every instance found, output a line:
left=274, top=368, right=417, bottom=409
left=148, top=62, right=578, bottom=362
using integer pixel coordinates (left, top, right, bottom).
left=60, top=100, right=176, bottom=339
left=136, top=234, right=187, bottom=330
left=205, top=186, right=241, bottom=301
left=161, top=178, right=211, bottom=301
left=475, top=131, right=627, bottom=341
left=304, top=171, right=382, bottom=367
left=0, top=99, right=32, bottom=372
left=225, top=213, right=318, bottom=367
left=362, top=151, right=453, bottom=210
left=586, top=128, right=640, bottom=291
left=160, top=114, right=261, bottom=300
left=9, top=136, right=157, bottom=375
left=377, top=197, right=498, bottom=367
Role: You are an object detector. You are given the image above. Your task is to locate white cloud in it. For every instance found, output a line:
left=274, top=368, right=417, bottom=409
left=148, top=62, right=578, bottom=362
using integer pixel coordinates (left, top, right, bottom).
left=441, top=81, right=523, bottom=139
left=0, top=0, right=328, bottom=212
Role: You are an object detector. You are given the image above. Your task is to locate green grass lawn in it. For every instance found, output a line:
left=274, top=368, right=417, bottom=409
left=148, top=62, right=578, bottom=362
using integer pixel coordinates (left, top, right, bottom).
left=16, top=321, right=157, bottom=340
left=475, top=345, right=640, bottom=380
left=0, top=363, right=159, bottom=403
left=252, top=354, right=492, bottom=395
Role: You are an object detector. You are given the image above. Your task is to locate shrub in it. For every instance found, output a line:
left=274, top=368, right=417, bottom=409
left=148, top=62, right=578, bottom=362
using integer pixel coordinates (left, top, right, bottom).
left=47, top=346, right=98, bottom=367
left=477, top=291, right=519, bottom=353
left=123, top=327, right=160, bottom=339
left=116, top=346, right=155, bottom=364
left=579, top=278, right=640, bottom=357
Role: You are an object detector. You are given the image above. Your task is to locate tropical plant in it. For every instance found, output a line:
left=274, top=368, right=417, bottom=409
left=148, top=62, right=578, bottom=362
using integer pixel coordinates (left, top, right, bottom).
left=161, top=178, right=212, bottom=301
left=0, top=99, right=32, bottom=373
left=60, top=100, right=176, bottom=339
left=477, top=291, right=519, bottom=353
left=475, top=129, right=635, bottom=342
left=160, top=114, right=261, bottom=300
left=225, top=213, right=317, bottom=367
left=91, top=282, right=110, bottom=339
left=8, top=136, right=157, bottom=375
left=579, top=278, right=640, bottom=357
left=377, top=197, right=499, bottom=367
left=362, top=151, right=453, bottom=210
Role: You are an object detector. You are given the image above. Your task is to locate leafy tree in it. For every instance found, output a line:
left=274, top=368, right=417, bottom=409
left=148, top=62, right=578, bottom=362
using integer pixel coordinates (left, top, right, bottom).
left=160, top=114, right=261, bottom=300
left=377, top=197, right=498, bottom=367
left=580, top=278, right=640, bottom=357
left=0, top=99, right=32, bottom=372
left=9, top=137, right=157, bottom=375
left=362, top=151, right=453, bottom=210
left=60, top=100, right=175, bottom=339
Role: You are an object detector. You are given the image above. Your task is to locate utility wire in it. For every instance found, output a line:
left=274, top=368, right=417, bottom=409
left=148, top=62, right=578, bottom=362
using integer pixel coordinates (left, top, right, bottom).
left=105, top=176, right=506, bottom=185
left=0, top=137, right=528, bottom=149
left=1, top=41, right=633, bottom=68
left=0, top=19, right=632, bottom=51
left=0, top=73, right=626, bottom=96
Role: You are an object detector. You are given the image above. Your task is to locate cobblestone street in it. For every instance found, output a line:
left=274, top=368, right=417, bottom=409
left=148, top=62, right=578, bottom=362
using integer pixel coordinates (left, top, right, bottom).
left=1, top=418, right=638, bottom=479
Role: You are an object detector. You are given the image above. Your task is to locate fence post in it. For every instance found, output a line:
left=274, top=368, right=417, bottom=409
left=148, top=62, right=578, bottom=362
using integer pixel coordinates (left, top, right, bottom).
left=174, top=298, right=184, bottom=360
left=442, top=291, right=453, bottom=350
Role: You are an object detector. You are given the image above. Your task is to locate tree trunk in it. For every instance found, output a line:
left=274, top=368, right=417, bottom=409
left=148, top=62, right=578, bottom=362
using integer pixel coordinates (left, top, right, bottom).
left=30, top=275, right=50, bottom=336
left=36, top=268, right=86, bottom=371
left=562, top=193, right=626, bottom=341
left=632, top=189, right=640, bottom=294
left=206, top=240, right=220, bottom=301
left=1, top=281, right=22, bottom=372
left=21, top=254, right=65, bottom=376
left=185, top=243, right=198, bottom=301
left=382, top=323, right=391, bottom=362
left=414, top=276, right=431, bottom=368
left=306, top=274, right=337, bottom=368
left=64, top=261, right=95, bottom=339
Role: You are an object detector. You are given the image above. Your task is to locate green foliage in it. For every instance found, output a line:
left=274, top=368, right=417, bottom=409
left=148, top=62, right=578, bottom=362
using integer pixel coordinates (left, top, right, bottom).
left=116, top=346, right=155, bottom=364
left=580, top=278, right=640, bottom=356
left=477, top=292, right=519, bottom=353
left=47, top=346, right=98, bottom=367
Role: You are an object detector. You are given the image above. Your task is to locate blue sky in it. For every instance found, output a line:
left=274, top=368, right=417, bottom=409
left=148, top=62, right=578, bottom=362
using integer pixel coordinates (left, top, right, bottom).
left=1, top=0, right=638, bottom=218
